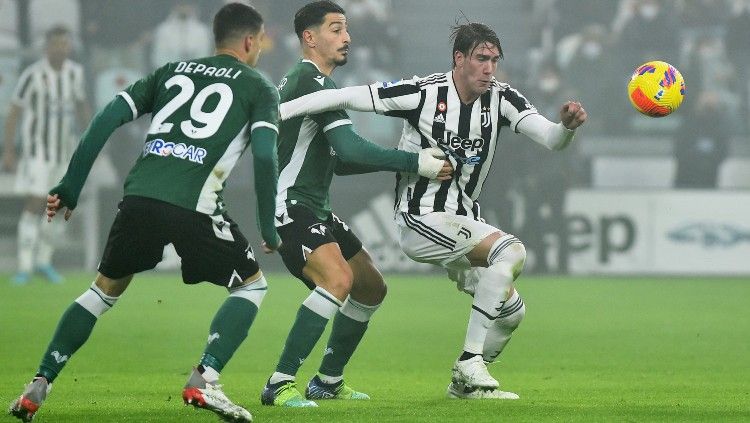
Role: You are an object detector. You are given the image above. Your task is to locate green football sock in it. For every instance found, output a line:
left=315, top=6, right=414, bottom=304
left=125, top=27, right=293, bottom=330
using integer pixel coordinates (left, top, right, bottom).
left=275, top=288, right=341, bottom=376
left=275, top=305, right=330, bottom=376
left=319, top=310, right=369, bottom=377
left=38, top=303, right=97, bottom=382
left=200, top=296, right=259, bottom=372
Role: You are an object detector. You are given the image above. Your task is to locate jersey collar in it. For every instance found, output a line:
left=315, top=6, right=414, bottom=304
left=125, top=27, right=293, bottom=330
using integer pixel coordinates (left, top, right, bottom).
left=301, top=59, right=323, bottom=73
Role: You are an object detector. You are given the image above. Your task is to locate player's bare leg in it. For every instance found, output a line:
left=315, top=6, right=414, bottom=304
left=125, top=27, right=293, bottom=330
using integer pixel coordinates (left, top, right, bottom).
left=448, top=231, right=525, bottom=399
left=9, top=273, right=131, bottom=421
left=306, top=249, right=384, bottom=400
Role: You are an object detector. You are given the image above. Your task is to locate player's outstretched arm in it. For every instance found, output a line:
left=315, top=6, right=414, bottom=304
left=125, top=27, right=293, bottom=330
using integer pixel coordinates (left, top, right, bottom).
left=280, top=85, right=374, bottom=121
left=326, top=125, right=450, bottom=180
left=333, top=158, right=384, bottom=176
left=47, top=96, right=134, bottom=221
left=251, top=127, right=281, bottom=252
left=516, top=101, right=587, bottom=151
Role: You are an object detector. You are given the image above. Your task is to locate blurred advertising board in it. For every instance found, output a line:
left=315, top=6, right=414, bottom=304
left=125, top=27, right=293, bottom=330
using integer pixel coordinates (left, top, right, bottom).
left=565, top=190, right=750, bottom=275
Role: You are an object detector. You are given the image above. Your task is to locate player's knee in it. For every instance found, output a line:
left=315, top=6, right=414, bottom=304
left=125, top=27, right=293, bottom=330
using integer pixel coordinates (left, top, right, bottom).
left=487, top=235, right=527, bottom=281
left=352, top=263, right=388, bottom=305
left=359, top=276, right=387, bottom=305
left=230, top=275, right=268, bottom=308
left=321, top=265, right=354, bottom=298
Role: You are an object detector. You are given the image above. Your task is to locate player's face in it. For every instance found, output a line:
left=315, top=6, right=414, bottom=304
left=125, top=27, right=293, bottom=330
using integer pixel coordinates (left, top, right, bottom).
left=315, top=13, right=350, bottom=67
left=246, top=25, right=266, bottom=67
left=456, top=42, right=500, bottom=99
left=46, top=35, right=72, bottom=65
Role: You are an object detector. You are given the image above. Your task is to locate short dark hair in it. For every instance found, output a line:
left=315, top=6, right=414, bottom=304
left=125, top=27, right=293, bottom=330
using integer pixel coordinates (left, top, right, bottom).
left=45, top=25, right=70, bottom=43
left=294, top=1, right=345, bottom=40
left=450, top=22, right=503, bottom=67
left=213, top=2, right=264, bottom=47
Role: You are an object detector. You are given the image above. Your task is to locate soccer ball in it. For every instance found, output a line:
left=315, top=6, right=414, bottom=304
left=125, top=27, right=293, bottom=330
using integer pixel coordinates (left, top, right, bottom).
left=627, top=60, right=686, bottom=117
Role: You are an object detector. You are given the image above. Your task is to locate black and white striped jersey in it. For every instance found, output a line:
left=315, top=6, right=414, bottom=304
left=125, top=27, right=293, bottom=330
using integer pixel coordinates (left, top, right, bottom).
left=12, top=58, right=86, bottom=164
left=366, top=71, right=537, bottom=219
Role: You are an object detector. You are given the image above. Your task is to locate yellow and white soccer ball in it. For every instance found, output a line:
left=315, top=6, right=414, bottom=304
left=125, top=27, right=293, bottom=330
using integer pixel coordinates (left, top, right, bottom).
left=627, top=60, right=686, bottom=117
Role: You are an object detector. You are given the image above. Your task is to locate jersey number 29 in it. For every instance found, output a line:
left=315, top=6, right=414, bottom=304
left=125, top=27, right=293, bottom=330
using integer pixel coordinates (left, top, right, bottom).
left=149, top=75, right=233, bottom=139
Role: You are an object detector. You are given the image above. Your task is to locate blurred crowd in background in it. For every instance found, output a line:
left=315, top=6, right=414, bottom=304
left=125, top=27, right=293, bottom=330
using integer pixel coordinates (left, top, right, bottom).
left=0, top=0, right=748, bottom=273
left=1, top=0, right=748, bottom=184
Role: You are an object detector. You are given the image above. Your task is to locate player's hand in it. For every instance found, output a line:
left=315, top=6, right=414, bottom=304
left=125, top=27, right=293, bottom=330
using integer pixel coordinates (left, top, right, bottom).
left=418, top=147, right=450, bottom=180
left=261, top=240, right=282, bottom=254
left=436, top=160, right=453, bottom=181
left=46, top=193, right=73, bottom=222
left=560, top=101, right=587, bottom=130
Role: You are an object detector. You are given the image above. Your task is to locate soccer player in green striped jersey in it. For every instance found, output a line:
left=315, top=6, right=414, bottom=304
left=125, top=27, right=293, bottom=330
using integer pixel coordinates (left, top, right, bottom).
left=10, top=4, right=276, bottom=422
left=260, top=1, right=452, bottom=407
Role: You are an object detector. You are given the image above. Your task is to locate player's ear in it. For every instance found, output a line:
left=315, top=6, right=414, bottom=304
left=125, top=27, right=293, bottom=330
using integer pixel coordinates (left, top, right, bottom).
left=302, top=29, right=315, bottom=48
left=243, top=35, right=251, bottom=54
left=454, top=51, right=465, bottom=69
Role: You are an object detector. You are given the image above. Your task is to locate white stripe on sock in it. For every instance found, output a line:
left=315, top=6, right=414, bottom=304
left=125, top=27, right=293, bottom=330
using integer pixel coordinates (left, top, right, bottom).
left=75, top=282, right=118, bottom=317
left=302, top=287, right=341, bottom=319
left=340, top=296, right=380, bottom=323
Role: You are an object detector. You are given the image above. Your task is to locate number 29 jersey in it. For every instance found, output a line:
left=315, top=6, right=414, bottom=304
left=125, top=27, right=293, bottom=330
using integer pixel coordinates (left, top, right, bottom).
left=117, top=54, right=279, bottom=215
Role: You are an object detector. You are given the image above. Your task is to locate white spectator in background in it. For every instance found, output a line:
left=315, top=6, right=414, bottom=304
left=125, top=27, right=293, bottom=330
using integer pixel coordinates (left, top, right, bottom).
left=150, top=3, right=212, bottom=69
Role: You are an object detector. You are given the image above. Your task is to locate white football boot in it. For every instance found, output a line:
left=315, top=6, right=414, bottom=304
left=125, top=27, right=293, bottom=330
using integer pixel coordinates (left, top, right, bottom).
left=451, top=355, right=499, bottom=388
left=446, top=382, right=519, bottom=400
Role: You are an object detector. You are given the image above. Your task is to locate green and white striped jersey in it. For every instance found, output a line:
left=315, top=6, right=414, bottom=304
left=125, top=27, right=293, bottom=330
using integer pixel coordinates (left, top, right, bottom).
left=275, top=60, right=351, bottom=220
left=118, top=54, right=279, bottom=215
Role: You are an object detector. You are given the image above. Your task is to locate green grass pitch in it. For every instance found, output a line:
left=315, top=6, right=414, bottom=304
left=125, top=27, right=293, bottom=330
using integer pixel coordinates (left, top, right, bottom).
left=2, top=273, right=749, bottom=422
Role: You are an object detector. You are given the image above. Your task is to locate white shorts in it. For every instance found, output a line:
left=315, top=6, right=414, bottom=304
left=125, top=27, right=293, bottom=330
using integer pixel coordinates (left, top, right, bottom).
left=14, top=157, right=66, bottom=197
left=395, top=212, right=501, bottom=295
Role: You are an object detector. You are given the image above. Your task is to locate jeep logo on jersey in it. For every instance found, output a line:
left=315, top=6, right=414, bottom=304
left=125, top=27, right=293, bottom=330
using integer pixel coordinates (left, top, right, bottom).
left=440, top=148, right=483, bottom=166
left=436, top=132, right=485, bottom=152
left=143, top=139, right=207, bottom=164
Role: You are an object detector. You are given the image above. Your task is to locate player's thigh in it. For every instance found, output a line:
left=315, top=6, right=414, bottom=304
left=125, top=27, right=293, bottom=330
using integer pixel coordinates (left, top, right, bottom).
left=277, top=205, right=352, bottom=291
left=170, top=209, right=260, bottom=288
left=396, top=212, right=498, bottom=267
left=330, top=213, right=385, bottom=303
left=98, top=196, right=169, bottom=279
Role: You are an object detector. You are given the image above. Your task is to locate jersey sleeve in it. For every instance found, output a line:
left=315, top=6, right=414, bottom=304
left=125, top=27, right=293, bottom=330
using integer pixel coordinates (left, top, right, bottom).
left=499, top=85, right=539, bottom=133
left=249, top=77, right=280, bottom=133
left=368, top=77, right=422, bottom=115
left=117, top=64, right=166, bottom=120
left=297, top=72, right=352, bottom=133
left=12, top=67, right=34, bottom=107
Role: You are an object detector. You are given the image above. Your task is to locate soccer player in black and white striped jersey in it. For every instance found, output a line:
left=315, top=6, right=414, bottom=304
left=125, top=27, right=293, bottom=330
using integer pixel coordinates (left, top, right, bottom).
left=2, top=25, right=91, bottom=284
left=281, top=22, right=587, bottom=399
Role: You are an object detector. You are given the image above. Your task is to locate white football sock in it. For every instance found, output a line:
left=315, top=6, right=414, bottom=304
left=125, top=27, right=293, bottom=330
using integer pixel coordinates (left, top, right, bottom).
left=36, top=214, right=65, bottom=267
left=483, top=289, right=526, bottom=363
left=462, top=235, right=525, bottom=355
left=17, top=210, right=39, bottom=273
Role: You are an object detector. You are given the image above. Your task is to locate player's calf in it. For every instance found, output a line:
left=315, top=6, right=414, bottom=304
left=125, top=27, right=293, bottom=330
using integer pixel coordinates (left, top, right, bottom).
left=483, top=289, right=526, bottom=363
